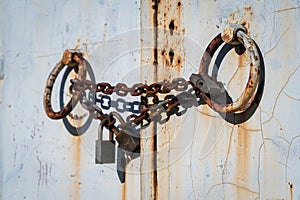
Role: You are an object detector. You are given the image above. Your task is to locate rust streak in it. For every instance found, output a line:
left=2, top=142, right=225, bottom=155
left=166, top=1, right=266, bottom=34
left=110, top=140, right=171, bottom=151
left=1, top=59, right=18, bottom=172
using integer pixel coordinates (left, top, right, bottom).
left=155, top=0, right=185, bottom=199
left=151, top=0, right=159, bottom=199
left=236, top=49, right=250, bottom=199
left=152, top=124, right=158, bottom=199
left=237, top=126, right=250, bottom=183
left=288, top=182, right=293, bottom=200
left=72, top=137, right=81, bottom=200
left=74, top=38, right=81, bottom=50
left=153, top=0, right=159, bottom=199
left=122, top=182, right=126, bottom=200
left=235, top=53, right=245, bottom=198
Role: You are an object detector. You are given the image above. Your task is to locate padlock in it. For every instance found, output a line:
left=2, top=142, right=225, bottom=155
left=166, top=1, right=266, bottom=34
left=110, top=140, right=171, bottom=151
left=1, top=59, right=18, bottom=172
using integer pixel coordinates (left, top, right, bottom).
left=115, top=126, right=140, bottom=153
left=95, top=122, right=116, bottom=164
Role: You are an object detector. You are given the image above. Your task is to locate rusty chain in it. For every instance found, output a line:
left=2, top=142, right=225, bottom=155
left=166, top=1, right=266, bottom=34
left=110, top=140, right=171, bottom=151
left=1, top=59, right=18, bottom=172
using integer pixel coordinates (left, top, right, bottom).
left=95, top=95, right=141, bottom=114
left=43, top=49, right=205, bottom=153
left=72, top=74, right=204, bottom=132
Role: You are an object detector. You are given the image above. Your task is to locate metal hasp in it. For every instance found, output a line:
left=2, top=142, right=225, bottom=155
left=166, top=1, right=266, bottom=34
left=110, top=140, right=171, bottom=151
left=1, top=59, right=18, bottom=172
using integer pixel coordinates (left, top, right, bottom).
left=194, top=23, right=261, bottom=113
left=189, top=73, right=225, bottom=97
left=95, top=120, right=116, bottom=164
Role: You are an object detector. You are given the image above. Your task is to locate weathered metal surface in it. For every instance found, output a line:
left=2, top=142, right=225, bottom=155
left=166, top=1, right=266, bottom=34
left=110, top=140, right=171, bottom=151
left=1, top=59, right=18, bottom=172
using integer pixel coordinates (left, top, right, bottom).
left=1, top=0, right=300, bottom=200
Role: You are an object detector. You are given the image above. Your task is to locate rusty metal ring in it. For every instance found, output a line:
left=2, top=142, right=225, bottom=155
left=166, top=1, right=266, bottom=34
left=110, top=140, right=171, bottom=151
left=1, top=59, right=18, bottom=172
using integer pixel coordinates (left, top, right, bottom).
left=43, top=50, right=87, bottom=119
left=199, top=26, right=260, bottom=113
left=212, top=41, right=265, bottom=124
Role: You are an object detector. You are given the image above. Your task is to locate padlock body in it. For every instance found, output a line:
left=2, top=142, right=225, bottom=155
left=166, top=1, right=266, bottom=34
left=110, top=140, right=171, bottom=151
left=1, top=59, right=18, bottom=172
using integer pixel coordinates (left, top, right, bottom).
left=115, top=130, right=139, bottom=153
left=95, top=140, right=116, bottom=164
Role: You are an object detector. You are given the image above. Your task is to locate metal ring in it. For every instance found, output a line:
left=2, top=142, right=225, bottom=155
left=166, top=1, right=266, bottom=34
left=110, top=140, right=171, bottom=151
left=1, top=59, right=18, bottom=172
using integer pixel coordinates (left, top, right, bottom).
left=212, top=42, right=265, bottom=124
left=199, top=27, right=260, bottom=113
left=43, top=50, right=87, bottom=119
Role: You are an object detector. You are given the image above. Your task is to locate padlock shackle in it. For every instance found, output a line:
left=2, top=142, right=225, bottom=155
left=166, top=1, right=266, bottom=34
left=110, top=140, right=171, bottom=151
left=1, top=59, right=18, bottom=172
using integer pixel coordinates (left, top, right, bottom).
left=110, top=111, right=126, bottom=124
left=98, top=119, right=114, bottom=140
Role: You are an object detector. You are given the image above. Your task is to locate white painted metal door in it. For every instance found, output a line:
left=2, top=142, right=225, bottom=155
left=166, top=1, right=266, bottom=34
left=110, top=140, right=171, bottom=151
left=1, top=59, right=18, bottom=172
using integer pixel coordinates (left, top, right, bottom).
left=0, top=0, right=299, bottom=200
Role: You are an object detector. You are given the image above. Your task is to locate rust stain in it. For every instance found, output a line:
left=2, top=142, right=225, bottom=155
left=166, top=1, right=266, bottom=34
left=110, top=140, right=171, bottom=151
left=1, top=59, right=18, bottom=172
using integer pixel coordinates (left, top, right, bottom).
left=150, top=124, right=158, bottom=200
left=141, top=0, right=184, bottom=198
left=157, top=0, right=184, bottom=76
left=122, top=182, right=126, bottom=200
left=153, top=0, right=159, bottom=82
left=288, top=182, right=293, bottom=200
left=237, top=125, right=250, bottom=199
left=140, top=0, right=159, bottom=199
left=72, top=137, right=81, bottom=200
left=236, top=48, right=250, bottom=199
left=156, top=1, right=185, bottom=199
left=238, top=54, right=243, bottom=69
left=153, top=129, right=158, bottom=199
left=74, top=38, right=81, bottom=50
left=82, top=45, right=90, bottom=59
left=227, top=7, right=253, bottom=33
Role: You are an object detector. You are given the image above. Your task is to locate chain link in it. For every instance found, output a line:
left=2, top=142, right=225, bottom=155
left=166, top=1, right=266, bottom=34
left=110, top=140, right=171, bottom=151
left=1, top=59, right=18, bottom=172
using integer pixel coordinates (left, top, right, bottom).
left=94, top=94, right=141, bottom=114
left=74, top=78, right=190, bottom=96
left=74, top=77, right=204, bottom=133
left=52, top=51, right=207, bottom=143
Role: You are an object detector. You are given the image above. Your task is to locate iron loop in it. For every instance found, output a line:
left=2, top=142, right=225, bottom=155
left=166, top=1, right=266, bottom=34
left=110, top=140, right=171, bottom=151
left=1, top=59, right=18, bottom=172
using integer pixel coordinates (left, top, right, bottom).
left=43, top=50, right=87, bottom=119
left=198, top=24, right=260, bottom=113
